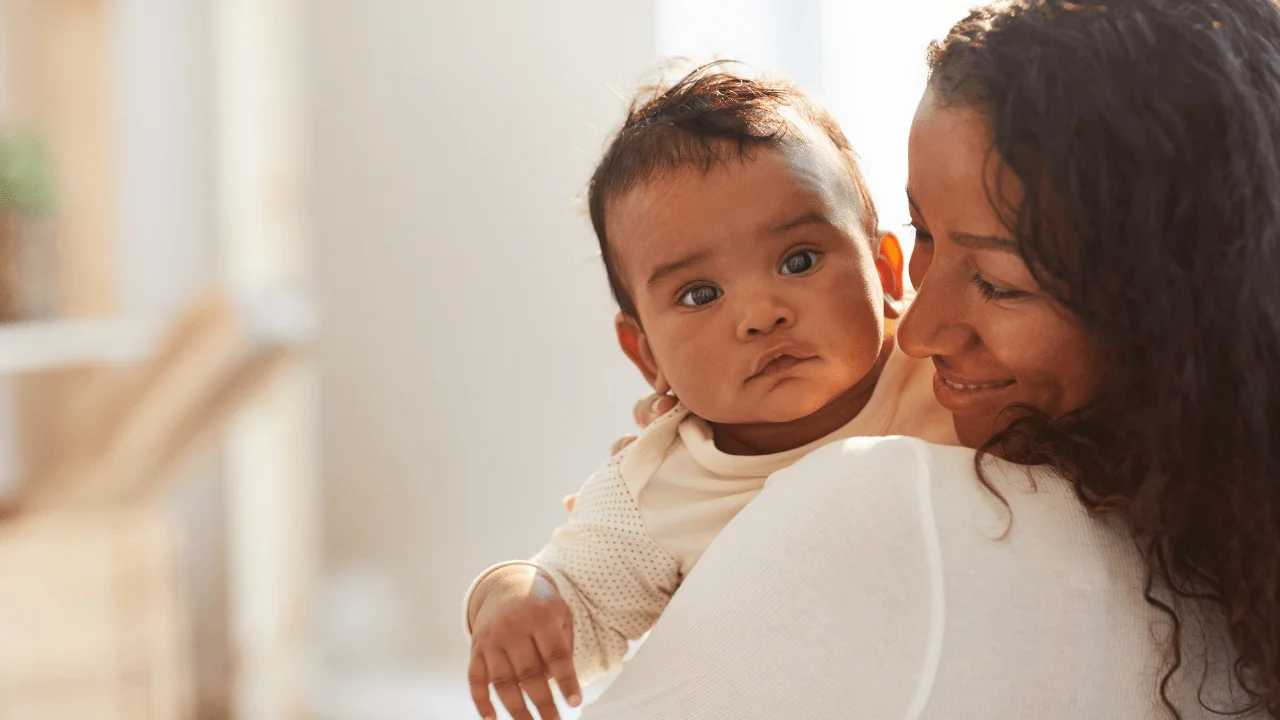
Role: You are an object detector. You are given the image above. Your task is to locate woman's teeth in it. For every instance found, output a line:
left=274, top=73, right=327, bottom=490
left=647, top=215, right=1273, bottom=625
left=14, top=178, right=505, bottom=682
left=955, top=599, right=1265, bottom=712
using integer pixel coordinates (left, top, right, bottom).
left=941, top=376, right=1013, bottom=391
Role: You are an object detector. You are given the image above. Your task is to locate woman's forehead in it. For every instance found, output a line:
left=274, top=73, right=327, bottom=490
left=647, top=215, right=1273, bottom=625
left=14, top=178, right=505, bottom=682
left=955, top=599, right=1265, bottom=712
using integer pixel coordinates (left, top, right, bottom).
left=909, top=95, right=1026, bottom=229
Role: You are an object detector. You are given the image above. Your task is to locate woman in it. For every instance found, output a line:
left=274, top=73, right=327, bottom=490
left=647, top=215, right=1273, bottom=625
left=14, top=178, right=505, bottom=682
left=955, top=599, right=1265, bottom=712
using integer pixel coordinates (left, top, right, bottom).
left=581, top=0, right=1280, bottom=717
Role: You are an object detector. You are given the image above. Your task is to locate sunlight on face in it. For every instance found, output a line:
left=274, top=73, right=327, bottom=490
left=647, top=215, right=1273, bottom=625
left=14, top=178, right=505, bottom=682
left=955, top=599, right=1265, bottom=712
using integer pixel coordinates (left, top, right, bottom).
left=897, top=89, right=1104, bottom=448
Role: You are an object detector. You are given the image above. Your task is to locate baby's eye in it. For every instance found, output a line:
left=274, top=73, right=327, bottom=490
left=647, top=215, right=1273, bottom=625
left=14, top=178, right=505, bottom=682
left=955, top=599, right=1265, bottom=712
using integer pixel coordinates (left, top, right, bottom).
left=780, top=250, right=822, bottom=275
left=678, top=285, right=722, bottom=307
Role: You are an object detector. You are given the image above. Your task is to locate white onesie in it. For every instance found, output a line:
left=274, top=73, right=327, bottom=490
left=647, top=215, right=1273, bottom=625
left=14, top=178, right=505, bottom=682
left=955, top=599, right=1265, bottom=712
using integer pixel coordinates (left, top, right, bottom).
left=464, top=343, right=957, bottom=683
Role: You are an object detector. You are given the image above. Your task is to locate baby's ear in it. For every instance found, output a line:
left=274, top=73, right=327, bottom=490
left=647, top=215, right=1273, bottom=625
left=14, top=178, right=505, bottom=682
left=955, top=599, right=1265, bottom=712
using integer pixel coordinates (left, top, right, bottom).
left=875, top=231, right=907, bottom=319
left=615, top=313, right=664, bottom=390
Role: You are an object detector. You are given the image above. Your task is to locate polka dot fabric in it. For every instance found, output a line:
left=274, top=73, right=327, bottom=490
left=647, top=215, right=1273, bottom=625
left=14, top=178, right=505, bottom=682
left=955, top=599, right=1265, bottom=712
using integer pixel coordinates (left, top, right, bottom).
left=531, top=442, right=682, bottom=683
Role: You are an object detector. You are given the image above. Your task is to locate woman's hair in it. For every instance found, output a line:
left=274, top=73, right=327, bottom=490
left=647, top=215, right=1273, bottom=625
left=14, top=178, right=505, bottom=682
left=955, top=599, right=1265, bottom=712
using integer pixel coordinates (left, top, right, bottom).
left=928, top=0, right=1280, bottom=716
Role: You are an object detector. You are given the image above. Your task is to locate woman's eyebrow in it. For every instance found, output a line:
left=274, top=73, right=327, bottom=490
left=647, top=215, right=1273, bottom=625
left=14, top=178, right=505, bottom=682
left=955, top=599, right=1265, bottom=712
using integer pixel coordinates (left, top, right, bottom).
left=951, top=231, right=1018, bottom=253
left=906, top=188, right=1017, bottom=252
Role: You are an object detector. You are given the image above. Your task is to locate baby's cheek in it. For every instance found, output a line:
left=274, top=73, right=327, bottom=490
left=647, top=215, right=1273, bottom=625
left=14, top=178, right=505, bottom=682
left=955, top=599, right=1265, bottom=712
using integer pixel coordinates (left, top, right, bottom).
left=831, top=320, right=884, bottom=372
left=675, top=368, right=749, bottom=423
left=663, top=351, right=722, bottom=405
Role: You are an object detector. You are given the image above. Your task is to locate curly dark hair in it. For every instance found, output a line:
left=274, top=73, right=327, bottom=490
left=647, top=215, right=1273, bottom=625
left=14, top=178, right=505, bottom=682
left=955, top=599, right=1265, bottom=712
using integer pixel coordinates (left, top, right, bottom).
left=587, top=62, right=878, bottom=320
left=927, top=0, right=1280, bottom=716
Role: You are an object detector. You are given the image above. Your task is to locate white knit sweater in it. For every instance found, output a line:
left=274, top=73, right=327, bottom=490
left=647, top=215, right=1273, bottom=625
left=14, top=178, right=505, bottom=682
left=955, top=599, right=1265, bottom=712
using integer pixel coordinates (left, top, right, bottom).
left=581, top=436, right=1263, bottom=720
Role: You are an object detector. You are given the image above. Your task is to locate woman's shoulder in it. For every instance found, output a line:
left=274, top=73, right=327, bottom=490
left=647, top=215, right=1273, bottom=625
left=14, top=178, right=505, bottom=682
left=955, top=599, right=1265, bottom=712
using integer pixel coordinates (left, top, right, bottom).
left=765, top=435, right=1131, bottom=596
left=763, top=434, right=979, bottom=499
left=775, top=433, right=970, bottom=470
left=781, top=435, right=1084, bottom=515
left=751, top=436, right=983, bottom=571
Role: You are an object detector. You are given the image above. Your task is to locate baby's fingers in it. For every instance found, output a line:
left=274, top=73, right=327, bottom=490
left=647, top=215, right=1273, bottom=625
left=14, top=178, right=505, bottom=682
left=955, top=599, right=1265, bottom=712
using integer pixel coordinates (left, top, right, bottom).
left=487, top=652, right=535, bottom=720
left=534, top=622, right=581, bottom=708
left=467, top=652, right=497, bottom=720
left=507, top=640, right=559, bottom=720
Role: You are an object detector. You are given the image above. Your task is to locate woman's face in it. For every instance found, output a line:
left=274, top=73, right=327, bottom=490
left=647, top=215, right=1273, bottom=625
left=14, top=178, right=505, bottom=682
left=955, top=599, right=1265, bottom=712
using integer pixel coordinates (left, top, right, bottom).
left=897, top=89, right=1105, bottom=449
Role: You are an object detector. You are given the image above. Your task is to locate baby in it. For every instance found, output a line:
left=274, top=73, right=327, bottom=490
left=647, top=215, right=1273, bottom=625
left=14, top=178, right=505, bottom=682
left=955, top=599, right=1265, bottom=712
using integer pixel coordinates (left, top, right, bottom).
left=464, top=65, right=955, bottom=720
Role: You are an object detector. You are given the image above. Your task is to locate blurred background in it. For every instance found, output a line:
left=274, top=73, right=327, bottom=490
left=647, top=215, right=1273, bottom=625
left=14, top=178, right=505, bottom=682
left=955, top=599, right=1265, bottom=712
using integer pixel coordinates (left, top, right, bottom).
left=0, top=1, right=973, bottom=718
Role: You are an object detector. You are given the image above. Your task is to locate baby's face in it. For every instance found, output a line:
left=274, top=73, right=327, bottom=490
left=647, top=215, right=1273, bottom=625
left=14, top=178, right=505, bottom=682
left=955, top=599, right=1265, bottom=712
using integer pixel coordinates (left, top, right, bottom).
left=608, top=142, right=887, bottom=425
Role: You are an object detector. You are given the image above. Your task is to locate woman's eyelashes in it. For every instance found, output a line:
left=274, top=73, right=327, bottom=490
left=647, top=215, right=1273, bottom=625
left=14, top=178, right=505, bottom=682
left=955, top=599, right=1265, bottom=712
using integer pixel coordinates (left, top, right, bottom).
left=970, top=272, right=1026, bottom=301
left=909, top=223, right=933, bottom=244
left=906, top=222, right=1022, bottom=301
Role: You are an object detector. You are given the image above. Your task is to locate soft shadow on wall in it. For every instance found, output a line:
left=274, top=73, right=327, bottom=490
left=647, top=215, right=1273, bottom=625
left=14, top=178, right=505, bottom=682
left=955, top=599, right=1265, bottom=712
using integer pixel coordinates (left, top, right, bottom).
left=308, top=0, right=659, bottom=677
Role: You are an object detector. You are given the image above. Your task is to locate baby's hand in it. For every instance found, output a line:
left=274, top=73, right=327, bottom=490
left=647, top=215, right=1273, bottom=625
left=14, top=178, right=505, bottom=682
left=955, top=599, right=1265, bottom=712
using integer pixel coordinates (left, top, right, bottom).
left=468, top=568, right=580, bottom=720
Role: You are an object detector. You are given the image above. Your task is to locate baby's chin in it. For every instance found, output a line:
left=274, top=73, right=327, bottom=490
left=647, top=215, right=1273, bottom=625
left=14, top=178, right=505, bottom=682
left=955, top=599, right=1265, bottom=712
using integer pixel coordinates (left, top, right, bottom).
left=695, top=386, right=840, bottom=426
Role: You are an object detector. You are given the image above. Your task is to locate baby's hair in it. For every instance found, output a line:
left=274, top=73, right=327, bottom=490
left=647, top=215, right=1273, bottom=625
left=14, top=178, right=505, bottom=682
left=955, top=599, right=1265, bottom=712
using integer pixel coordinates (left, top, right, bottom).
left=588, top=61, right=878, bottom=320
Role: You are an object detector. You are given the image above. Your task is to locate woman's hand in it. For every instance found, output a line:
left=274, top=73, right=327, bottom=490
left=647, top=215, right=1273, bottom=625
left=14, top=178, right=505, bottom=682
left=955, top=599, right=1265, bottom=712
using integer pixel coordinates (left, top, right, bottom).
left=609, top=393, right=678, bottom=456
left=634, top=392, right=678, bottom=430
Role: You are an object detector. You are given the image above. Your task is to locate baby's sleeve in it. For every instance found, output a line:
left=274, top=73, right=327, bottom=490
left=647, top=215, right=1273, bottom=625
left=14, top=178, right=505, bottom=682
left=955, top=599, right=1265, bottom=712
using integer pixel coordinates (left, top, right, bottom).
left=464, top=446, right=682, bottom=684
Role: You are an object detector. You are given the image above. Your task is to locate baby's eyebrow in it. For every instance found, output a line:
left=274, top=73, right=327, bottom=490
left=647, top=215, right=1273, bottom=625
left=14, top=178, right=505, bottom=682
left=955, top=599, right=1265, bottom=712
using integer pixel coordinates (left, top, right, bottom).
left=647, top=251, right=712, bottom=289
left=770, top=211, right=830, bottom=233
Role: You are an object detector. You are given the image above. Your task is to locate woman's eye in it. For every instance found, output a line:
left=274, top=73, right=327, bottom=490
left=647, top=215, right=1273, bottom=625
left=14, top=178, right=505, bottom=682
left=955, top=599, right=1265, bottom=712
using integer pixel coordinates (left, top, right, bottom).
left=678, top=285, right=722, bottom=307
left=971, top=273, right=1026, bottom=301
left=910, top=224, right=934, bottom=244
left=780, top=250, right=821, bottom=275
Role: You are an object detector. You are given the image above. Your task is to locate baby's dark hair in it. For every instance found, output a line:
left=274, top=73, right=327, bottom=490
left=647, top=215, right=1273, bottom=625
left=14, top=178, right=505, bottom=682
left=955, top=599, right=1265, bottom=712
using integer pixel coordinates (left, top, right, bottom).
left=588, top=62, right=878, bottom=319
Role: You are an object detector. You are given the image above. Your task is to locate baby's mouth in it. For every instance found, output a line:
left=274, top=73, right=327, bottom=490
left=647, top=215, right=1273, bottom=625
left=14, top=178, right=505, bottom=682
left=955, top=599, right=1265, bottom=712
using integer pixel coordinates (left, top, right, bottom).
left=748, top=351, right=817, bottom=381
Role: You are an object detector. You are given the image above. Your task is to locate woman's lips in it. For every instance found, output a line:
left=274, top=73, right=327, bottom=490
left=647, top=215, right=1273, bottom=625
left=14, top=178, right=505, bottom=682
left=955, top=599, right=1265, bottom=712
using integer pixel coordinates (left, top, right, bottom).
left=932, top=371, right=1017, bottom=412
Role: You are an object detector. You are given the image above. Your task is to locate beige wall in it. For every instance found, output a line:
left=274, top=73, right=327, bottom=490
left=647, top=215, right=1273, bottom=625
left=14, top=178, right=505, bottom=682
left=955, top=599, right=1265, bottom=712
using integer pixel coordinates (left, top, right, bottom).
left=309, top=2, right=657, bottom=664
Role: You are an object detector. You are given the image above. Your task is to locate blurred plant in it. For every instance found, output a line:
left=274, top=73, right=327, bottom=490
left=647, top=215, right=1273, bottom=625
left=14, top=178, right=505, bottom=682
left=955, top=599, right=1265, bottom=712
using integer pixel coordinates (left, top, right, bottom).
left=0, top=131, right=55, bottom=215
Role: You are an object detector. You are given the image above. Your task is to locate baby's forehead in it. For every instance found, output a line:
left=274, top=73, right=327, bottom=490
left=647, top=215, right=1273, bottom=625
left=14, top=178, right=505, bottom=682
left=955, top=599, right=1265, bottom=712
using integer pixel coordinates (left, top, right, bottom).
left=604, top=156, right=872, bottom=288
left=611, top=136, right=868, bottom=237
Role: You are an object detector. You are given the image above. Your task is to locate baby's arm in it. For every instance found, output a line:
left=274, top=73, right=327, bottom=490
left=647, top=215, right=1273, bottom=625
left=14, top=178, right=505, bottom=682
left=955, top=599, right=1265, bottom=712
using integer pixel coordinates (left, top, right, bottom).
left=465, top=447, right=682, bottom=717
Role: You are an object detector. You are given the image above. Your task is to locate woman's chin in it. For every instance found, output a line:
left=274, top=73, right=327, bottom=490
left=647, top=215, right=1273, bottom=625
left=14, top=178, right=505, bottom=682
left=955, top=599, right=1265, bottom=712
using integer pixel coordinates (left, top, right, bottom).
left=945, top=409, right=1004, bottom=450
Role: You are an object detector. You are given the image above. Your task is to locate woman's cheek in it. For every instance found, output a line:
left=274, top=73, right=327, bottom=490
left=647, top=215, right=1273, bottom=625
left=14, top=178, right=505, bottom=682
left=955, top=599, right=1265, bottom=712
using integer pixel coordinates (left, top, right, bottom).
left=991, top=317, right=1094, bottom=417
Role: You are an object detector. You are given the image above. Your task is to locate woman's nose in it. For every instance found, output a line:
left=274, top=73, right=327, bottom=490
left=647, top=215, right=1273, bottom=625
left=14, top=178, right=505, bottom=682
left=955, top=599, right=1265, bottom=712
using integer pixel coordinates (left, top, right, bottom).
left=897, top=264, right=972, bottom=359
